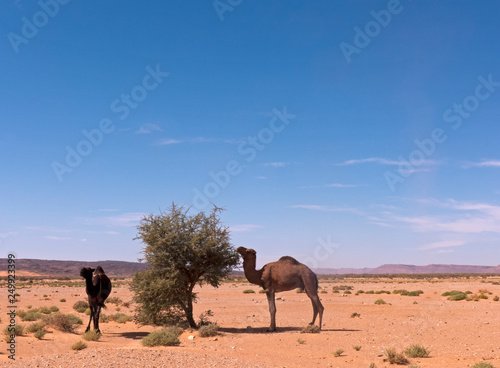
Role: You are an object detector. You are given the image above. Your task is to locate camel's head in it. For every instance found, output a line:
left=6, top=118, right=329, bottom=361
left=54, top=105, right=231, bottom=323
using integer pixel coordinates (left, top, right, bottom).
left=79, top=267, right=95, bottom=279
left=237, top=246, right=257, bottom=261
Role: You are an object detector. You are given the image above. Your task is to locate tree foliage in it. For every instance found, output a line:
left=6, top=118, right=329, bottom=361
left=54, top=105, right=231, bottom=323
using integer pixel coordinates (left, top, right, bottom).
left=131, top=204, right=239, bottom=327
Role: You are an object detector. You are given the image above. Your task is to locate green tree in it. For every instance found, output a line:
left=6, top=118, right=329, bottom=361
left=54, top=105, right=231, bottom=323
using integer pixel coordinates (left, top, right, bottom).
left=131, top=204, right=239, bottom=328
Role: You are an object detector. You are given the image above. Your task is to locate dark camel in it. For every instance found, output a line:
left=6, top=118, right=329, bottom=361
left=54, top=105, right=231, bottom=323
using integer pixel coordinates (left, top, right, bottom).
left=237, top=246, right=324, bottom=332
left=80, top=266, right=112, bottom=333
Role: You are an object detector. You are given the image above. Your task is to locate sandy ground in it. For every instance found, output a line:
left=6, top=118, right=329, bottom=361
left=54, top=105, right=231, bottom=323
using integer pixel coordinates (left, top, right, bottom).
left=2, top=277, right=500, bottom=367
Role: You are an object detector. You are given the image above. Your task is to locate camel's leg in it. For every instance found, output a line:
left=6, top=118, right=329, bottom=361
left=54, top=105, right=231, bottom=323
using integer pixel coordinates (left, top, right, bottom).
left=94, top=305, right=101, bottom=334
left=266, top=290, right=277, bottom=332
left=309, top=295, right=324, bottom=329
left=86, top=304, right=94, bottom=333
left=309, top=297, right=319, bottom=326
left=304, top=278, right=324, bottom=330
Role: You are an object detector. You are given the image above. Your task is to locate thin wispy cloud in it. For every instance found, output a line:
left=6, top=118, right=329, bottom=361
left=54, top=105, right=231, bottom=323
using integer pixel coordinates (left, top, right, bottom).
left=158, top=138, right=182, bottom=145
left=157, top=137, right=236, bottom=146
left=230, top=224, right=263, bottom=232
left=336, top=157, right=440, bottom=168
left=300, top=183, right=361, bottom=189
left=291, top=205, right=363, bottom=215
left=264, top=162, right=290, bottom=168
left=326, top=183, right=360, bottom=188
left=79, top=212, right=146, bottom=228
left=419, top=240, right=466, bottom=250
left=25, top=226, right=71, bottom=233
left=463, top=159, right=500, bottom=168
left=45, top=236, right=72, bottom=241
left=375, top=199, right=500, bottom=235
left=135, top=123, right=162, bottom=134
left=336, top=157, right=402, bottom=166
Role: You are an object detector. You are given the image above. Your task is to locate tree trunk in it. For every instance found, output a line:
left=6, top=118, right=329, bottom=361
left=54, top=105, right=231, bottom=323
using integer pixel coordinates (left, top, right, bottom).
left=185, top=283, right=197, bottom=328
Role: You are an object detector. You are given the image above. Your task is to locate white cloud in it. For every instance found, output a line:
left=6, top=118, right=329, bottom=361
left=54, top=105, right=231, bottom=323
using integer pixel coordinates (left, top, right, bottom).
left=79, top=212, right=146, bottom=228
left=230, top=224, right=263, bottom=232
left=419, top=240, right=465, bottom=250
left=157, top=137, right=236, bottom=146
left=158, top=138, right=182, bottom=145
left=463, top=159, right=500, bottom=168
left=375, top=199, right=500, bottom=235
left=291, top=205, right=363, bottom=215
left=325, top=183, right=360, bottom=188
left=135, top=123, right=162, bottom=134
left=264, top=162, right=289, bottom=168
left=336, top=157, right=440, bottom=168
left=45, top=236, right=72, bottom=241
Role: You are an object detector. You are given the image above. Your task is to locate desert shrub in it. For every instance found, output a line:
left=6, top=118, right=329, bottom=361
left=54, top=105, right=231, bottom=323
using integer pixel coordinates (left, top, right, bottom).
left=351, top=312, right=361, bottom=318
left=107, top=297, right=122, bottom=305
left=494, top=296, right=499, bottom=302
left=17, top=310, right=27, bottom=319
left=408, top=290, right=424, bottom=296
left=26, top=321, right=47, bottom=333
left=353, top=345, right=362, bottom=351
left=243, top=289, right=255, bottom=294
left=384, top=347, right=409, bottom=365
left=405, top=344, right=430, bottom=358
left=448, top=292, right=468, bottom=301
left=374, top=299, right=386, bottom=305
left=84, top=308, right=91, bottom=315
left=122, top=301, right=131, bottom=308
left=45, top=313, right=82, bottom=332
left=82, top=330, right=101, bottom=341
left=297, top=338, right=306, bottom=344
left=34, top=329, right=47, bottom=340
left=3, top=325, right=24, bottom=337
left=365, top=290, right=375, bottom=294
left=198, top=323, right=219, bottom=337
left=73, top=301, right=89, bottom=313
left=60, top=298, right=66, bottom=302
left=471, top=362, right=496, bottom=368
left=99, top=314, right=112, bottom=323
left=22, top=311, right=43, bottom=322
left=142, top=327, right=181, bottom=347
left=39, top=307, right=52, bottom=314
left=114, top=313, right=133, bottom=324
left=301, top=325, right=320, bottom=334
left=259, top=289, right=266, bottom=294
left=71, top=341, right=87, bottom=350
left=356, top=290, right=365, bottom=294
left=333, top=349, right=344, bottom=357
left=50, top=306, right=59, bottom=313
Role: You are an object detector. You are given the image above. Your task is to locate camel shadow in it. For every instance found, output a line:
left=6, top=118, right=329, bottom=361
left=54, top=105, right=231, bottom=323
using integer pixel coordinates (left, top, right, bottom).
left=115, top=331, right=150, bottom=340
left=220, top=326, right=304, bottom=334
left=220, top=327, right=361, bottom=334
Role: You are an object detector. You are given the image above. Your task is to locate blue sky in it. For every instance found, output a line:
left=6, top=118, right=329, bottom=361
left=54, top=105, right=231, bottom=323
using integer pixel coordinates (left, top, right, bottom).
left=2, top=1, right=500, bottom=268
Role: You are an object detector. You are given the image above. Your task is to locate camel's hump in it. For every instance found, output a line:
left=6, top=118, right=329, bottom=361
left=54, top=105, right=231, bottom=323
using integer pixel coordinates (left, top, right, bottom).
left=278, top=256, right=301, bottom=265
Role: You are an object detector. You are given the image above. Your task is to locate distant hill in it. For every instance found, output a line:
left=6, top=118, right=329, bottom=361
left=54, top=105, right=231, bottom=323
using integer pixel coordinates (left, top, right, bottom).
left=0, top=259, right=148, bottom=277
left=3, top=259, right=500, bottom=277
left=314, top=263, right=500, bottom=275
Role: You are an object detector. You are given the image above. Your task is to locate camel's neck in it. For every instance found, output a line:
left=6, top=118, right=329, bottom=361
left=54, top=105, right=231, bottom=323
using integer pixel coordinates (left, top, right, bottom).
left=242, top=258, right=264, bottom=287
left=84, top=276, right=97, bottom=293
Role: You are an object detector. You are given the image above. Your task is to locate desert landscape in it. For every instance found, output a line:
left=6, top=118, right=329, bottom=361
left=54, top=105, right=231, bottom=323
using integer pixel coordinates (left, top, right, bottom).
left=3, top=272, right=500, bottom=368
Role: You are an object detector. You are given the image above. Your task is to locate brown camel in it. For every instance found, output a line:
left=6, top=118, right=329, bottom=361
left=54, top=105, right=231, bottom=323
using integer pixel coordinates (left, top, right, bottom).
left=80, top=266, right=112, bottom=333
left=237, top=246, right=324, bottom=332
